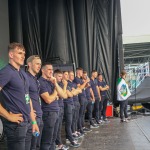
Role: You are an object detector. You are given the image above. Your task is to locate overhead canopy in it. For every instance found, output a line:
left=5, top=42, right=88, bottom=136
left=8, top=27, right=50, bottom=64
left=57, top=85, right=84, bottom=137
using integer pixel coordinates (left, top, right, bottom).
left=124, top=42, right=150, bottom=64
left=8, top=0, right=123, bottom=102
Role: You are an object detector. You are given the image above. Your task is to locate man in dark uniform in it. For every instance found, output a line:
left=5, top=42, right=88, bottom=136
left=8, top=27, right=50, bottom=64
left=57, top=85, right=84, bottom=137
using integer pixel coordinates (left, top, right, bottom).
left=90, top=70, right=101, bottom=124
left=0, top=43, right=39, bottom=150
left=39, top=63, right=66, bottom=150
left=73, top=68, right=90, bottom=134
left=98, top=73, right=109, bottom=122
left=82, top=71, right=98, bottom=129
left=63, top=71, right=80, bottom=148
left=68, top=71, right=82, bottom=138
left=54, top=69, right=69, bottom=150
left=26, top=55, right=43, bottom=150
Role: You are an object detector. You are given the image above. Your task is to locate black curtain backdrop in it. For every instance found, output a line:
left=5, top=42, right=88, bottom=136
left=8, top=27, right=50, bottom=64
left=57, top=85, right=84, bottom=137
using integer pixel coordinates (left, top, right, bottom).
left=8, top=0, right=123, bottom=103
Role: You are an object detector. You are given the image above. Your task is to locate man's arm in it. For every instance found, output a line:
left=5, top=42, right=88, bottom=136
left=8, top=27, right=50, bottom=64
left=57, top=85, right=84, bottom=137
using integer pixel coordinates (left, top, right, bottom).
left=40, top=89, right=58, bottom=104
left=0, top=87, right=23, bottom=123
left=66, top=90, right=73, bottom=98
left=30, top=100, right=39, bottom=133
left=57, top=80, right=68, bottom=99
left=0, top=103, right=23, bottom=123
left=96, top=85, right=101, bottom=99
left=90, top=88, right=95, bottom=101
left=71, top=88, right=82, bottom=96
left=99, top=86, right=109, bottom=91
left=76, top=78, right=90, bottom=90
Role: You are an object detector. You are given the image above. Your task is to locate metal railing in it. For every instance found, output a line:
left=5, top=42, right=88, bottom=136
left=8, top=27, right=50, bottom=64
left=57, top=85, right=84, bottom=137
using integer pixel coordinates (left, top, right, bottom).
left=125, top=62, right=149, bottom=92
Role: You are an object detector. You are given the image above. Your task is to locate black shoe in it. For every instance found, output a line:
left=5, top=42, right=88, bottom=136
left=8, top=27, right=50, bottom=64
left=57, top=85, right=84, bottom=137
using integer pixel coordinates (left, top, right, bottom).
left=83, top=127, right=92, bottom=132
left=90, top=124, right=99, bottom=129
left=79, top=130, right=86, bottom=135
left=70, top=141, right=80, bottom=148
left=76, top=132, right=84, bottom=137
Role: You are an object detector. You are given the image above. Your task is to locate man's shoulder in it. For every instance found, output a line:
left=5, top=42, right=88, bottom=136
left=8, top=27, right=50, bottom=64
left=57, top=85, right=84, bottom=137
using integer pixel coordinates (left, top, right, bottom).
left=0, top=64, right=12, bottom=72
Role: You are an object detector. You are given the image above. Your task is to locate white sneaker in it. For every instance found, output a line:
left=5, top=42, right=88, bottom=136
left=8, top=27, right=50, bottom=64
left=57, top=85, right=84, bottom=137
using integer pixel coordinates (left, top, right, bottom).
left=125, top=118, right=129, bottom=123
left=66, top=139, right=78, bottom=144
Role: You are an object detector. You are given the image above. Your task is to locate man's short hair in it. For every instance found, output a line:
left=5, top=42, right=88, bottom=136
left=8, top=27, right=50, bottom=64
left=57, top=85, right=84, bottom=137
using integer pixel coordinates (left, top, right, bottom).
left=41, top=62, right=52, bottom=69
left=83, top=71, right=87, bottom=74
left=98, top=72, right=103, bottom=76
left=121, top=70, right=127, bottom=76
left=8, top=42, right=25, bottom=52
left=68, top=70, right=74, bottom=74
left=54, top=69, right=63, bottom=75
left=76, top=67, right=83, bottom=71
left=63, top=71, right=68, bottom=74
left=26, top=55, right=40, bottom=64
left=91, top=70, right=97, bottom=73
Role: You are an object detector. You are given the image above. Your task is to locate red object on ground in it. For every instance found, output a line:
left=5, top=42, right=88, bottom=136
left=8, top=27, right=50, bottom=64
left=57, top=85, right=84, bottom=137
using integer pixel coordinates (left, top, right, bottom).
left=106, top=105, right=113, bottom=117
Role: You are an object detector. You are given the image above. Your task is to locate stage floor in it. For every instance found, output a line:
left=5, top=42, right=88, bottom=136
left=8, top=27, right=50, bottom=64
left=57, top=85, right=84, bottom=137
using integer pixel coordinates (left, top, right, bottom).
left=1, top=115, right=150, bottom=150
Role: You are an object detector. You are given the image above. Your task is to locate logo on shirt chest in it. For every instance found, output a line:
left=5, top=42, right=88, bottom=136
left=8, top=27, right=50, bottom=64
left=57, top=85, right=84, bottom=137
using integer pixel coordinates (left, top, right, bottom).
left=25, top=94, right=30, bottom=104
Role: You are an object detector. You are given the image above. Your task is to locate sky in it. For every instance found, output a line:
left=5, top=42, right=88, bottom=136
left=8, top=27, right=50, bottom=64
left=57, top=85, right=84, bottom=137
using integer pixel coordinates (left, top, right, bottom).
left=121, top=0, right=150, bottom=37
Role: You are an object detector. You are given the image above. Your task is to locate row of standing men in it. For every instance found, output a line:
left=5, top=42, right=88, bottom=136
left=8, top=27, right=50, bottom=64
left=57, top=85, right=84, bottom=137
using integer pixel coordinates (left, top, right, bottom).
left=0, top=43, right=109, bottom=150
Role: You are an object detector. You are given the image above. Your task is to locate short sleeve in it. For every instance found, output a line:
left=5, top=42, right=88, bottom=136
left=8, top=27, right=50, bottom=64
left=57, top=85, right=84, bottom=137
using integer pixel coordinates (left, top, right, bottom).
left=39, top=80, right=48, bottom=94
left=98, top=81, right=102, bottom=87
left=0, top=67, right=12, bottom=88
left=74, top=77, right=81, bottom=85
left=95, top=79, right=98, bottom=86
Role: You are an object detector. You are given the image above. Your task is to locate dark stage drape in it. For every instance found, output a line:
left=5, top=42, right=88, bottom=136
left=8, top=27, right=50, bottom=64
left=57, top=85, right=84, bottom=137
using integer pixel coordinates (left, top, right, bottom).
left=8, top=0, right=123, bottom=103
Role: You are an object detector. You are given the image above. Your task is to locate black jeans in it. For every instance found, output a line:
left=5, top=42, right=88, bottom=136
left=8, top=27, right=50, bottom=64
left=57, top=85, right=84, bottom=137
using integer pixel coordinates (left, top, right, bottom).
left=2, top=119, right=32, bottom=150
left=30, top=117, right=43, bottom=150
left=94, top=98, right=100, bottom=122
left=64, top=103, right=74, bottom=142
left=120, top=100, right=128, bottom=120
left=40, top=111, right=59, bottom=150
left=78, top=98, right=87, bottom=132
left=71, top=100, right=80, bottom=133
left=99, top=96, right=108, bottom=120
left=87, top=101, right=94, bottom=125
left=55, top=107, right=64, bottom=146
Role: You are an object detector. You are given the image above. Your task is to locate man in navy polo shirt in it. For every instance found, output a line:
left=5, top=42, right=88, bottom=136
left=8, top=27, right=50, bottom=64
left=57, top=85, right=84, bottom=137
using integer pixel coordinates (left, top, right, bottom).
left=82, top=71, right=98, bottom=129
left=53, top=69, right=69, bottom=150
left=68, top=71, right=82, bottom=138
left=0, top=43, right=39, bottom=150
left=98, top=73, right=109, bottom=122
left=73, top=68, right=90, bottom=134
left=39, top=63, right=67, bottom=150
left=26, top=55, right=43, bottom=150
left=63, top=71, right=80, bottom=148
left=90, top=70, right=101, bottom=124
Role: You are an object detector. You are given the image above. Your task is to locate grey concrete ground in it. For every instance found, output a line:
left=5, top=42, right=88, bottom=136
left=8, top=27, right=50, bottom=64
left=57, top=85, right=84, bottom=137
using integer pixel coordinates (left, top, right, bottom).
left=1, top=116, right=150, bottom=150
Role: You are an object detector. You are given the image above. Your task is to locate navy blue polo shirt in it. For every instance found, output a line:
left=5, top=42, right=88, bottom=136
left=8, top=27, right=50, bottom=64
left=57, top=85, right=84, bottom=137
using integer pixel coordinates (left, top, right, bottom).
left=63, top=84, right=74, bottom=105
left=85, top=85, right=91, bottom=101
left=39, top=77, right=59, bottom=112
left=0, top=64, right=31, bottom=121
left=57, top=82, right=64, bottom=107
left=90, top=78, right=99, bottom=99
left=98, top=81, right=107, bottom=96
left=26, top=72, right=43, bottom=118
left=68, top=80, right=79, bottom=102
left=73, top=77, right=86, bottom=99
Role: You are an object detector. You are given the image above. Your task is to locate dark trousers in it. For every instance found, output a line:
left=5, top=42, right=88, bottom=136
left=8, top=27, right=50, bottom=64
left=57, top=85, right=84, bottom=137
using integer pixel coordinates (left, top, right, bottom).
left=55, top=107, right=64, bottom=146
left=30, top=117, right=43, bottom=150
left=40, top=111, right=59, bottom=150
left=71, top=100, right=80, bottom=133
left=78, top=98, right=87, bottom=132
left=99, top=96, right=108, bottom=120
left=94, top=98, right=100, bottom=122
left=87, top=101, right=94, bottom=125
left=64, top=103, right=74, bottom=142
left=120, top=100, right=128, bottom=120
left=3, top=120, right=32, bottom=150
